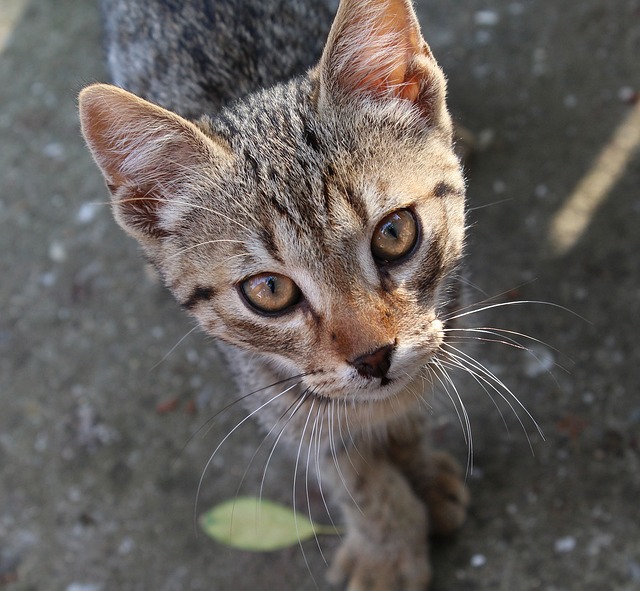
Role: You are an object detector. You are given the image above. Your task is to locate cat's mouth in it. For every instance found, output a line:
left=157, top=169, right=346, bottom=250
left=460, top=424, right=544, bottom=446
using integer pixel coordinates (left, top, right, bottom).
left=305, top=359, right=428, bottom=404
left=295, top=368, right=428, bottom=429
left=356, top=371, right=420, bottom=400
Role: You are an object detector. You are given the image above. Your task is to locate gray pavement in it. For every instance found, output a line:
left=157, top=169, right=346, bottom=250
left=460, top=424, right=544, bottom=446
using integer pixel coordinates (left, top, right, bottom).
left=1, top=0, right=639, bottom=590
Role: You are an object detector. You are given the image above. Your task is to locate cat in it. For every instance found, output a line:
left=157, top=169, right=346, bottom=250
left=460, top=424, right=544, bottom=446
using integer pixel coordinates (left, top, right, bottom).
left=79, top=0, right=471, bottom=588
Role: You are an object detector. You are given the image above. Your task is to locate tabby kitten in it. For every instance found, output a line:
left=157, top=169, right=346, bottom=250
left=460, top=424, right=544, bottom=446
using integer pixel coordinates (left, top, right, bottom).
left=79, top=0, right=470, bottom=588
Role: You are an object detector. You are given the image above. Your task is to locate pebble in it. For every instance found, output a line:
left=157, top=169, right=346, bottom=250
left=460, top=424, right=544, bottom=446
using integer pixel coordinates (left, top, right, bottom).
left=587, top=533, right=613, bottom=556
left=629, top=561, right=640, bottom=582
left=534, top=184, right=549, bottom=199
left=574, top=287, right=588, bottom=301
left=492, top=179, right=506, bottom=194
left=118, top=537, right=135, bottom=555
left=532, top=48, right=548, bottom=76
left=523, top=345, right=555, bottom=378
left=554, top=536, right=577, bottom=554
left=66, top=585, right=102, bottom=591
left=475, top=10, right=500, bottom=26
left=470, top=554, right=487, bottom=567
left=151, top=326, right=165, bottom=340
left=39, top=271, right=56, bottom=287
left=476, top=128, right=496, bottom=151
left=43, top=142, right=65, bottom=160
left=76, top=202, right=100, bottom=224
left=49, top=241, right=67, bottom=263
left=618, top=86, right=637, bottom=104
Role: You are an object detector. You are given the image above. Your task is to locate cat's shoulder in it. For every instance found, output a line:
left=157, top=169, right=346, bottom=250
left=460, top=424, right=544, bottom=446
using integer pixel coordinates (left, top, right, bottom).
left=100, top=0, right=338, bottom=116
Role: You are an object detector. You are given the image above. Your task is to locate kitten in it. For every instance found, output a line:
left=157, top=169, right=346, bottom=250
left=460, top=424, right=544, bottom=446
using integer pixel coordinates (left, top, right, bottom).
left=79, top=0, right=470, bottom=588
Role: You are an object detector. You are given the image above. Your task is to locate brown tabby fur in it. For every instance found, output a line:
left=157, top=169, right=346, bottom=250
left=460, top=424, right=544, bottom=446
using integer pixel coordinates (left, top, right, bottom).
left=79, top=0, right=471, bottom=588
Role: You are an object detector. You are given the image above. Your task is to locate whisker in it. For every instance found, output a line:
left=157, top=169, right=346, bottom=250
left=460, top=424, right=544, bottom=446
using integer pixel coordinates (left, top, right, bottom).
left=439, top=354, right=533, bottom=454
left=336, top=396, right=360, bottom=477
left=444, top=325, right=565, bottom=356
left=114, top=193, right=255, bottom=233
left=429, top=358, right=474, bottom=475
left=165, top=238, right=246, bottom=261
left=194, top=380, right=302, bottom=531
left=231, top=390, right=308, bottom=525
left=437, top=357, right=511, bottom=434
left=441, top=343, right=545, bottom=446
left=440, top=282, right=539, bottom=319
left=446, top=299, right=589, bottom=323
left=313, top=400, right=338, bottom=535
left=402, top=369, right=433, bottom=413
left=427, top=360, right=469, bottom=446
left=444, top=325, right=572, bottom=387
left=329, top=399, right=364, bottom=515
left=258, top=388, right=311, bottom=506
left=176, top=373, right=310, bottom=462
left=443, top=332, right=529, bottom=351
left=149, top=325, right=199, bottom=371
left=292, top=394, right=320, bottom=591
left=343, top=398, right=368, bottom=466
left=455, top=275, right=490, bottom=297
left=305, top=397, right=329, bottom=565
left=466, top=197, right=513, bottom=212
left=164, top=158, right=262, bottom=224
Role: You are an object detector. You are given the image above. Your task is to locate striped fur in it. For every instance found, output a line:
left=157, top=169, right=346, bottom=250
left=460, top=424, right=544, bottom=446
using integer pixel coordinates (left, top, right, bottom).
left=80, top=1, right=469, bottom=588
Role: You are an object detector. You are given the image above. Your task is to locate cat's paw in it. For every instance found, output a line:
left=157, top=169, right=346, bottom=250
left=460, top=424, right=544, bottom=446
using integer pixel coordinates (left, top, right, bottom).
left=424, top=451, right=470, bottom=536
left=327, top=534, right=431, bottom=591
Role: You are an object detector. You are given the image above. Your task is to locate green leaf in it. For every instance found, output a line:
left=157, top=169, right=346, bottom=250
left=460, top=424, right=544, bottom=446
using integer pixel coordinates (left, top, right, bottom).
left=199, top=496, right=339, bottom=552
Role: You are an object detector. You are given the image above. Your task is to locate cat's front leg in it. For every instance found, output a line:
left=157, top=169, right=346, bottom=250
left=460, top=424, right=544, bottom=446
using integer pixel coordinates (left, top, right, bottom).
left=388, top=417, right=470, bottom=537
left=323, top=445, right=432, bottom=591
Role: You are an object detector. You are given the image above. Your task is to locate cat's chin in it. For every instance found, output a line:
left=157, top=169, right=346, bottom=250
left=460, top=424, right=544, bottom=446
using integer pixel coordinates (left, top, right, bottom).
left=359, top=377, right=423, bottom=407
left=319, top=378, right=426, bottom=429
left=308, top=368, right=424, bottom=406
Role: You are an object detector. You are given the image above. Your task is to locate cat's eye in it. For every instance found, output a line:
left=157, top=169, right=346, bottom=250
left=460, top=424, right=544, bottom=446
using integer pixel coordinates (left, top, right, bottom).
left=371, top=209, right=419, bottom=263
left=240, top=272, right=301, bottom=314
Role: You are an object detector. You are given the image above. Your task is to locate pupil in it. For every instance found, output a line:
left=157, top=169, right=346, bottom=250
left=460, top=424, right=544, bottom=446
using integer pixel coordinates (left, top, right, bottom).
left=266, top=277, right=276, bottom=294
left=384, top=222, right=398, bottom=239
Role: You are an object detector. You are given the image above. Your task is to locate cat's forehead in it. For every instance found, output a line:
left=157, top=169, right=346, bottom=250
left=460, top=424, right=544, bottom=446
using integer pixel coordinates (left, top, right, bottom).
left=195, top=80, right=464, bottom=281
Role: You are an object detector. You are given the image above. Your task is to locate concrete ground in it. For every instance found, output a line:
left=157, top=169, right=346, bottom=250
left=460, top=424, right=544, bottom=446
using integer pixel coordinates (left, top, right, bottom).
left=1, top=0, right=639, bottom=590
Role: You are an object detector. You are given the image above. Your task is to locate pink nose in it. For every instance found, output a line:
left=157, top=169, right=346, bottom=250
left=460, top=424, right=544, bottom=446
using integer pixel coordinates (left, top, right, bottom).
left=350, top=344, right=394, bottom=382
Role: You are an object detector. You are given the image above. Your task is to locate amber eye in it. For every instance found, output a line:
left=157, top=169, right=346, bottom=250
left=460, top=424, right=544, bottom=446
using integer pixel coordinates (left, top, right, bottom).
left=371, top=209, right=419, bottom=263
left=240, top=272, right=301, bottom=314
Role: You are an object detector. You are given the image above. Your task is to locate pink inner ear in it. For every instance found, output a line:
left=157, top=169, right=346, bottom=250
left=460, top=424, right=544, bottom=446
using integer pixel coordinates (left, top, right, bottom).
left=322, top=0, right=429, bottom=103
left=354, top=52, right=423, bottom=102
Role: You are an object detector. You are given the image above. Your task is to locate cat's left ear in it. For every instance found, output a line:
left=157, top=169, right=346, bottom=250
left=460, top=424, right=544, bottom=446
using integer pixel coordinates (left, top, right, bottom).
left=318, top=0, right=447, bottom=122
left=79, top=84, right=232, bottom=248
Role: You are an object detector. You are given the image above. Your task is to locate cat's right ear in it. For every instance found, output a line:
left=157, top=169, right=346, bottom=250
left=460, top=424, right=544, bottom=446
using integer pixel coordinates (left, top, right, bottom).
left=79, top=84, right=232, bottom=246
left=318, top=0, right=448, bottom=123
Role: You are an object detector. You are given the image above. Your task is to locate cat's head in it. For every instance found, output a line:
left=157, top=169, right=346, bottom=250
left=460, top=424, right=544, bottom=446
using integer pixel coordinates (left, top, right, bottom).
left=79, top=0, right=466, bottom=408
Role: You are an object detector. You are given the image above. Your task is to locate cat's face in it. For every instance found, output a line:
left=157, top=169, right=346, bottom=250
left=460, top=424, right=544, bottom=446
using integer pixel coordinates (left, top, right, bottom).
left=177, top=91, right=464, bottom=403
left=79, top=0, right=466, bottom=407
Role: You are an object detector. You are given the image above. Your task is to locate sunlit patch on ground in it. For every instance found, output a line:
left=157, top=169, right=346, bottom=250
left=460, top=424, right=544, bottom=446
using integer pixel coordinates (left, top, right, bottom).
left=548, top=101, right=640, bottom=257
left=0, top=0, right=28, bottom=52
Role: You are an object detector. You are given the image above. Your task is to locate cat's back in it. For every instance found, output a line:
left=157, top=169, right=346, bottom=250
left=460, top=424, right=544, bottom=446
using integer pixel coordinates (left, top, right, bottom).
left=101, top=0, right=338, bottom=118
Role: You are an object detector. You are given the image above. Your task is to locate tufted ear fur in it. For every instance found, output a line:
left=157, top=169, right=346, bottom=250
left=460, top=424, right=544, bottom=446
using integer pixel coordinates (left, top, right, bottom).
left=318, top=0, right=447, bottom=121
left=79, top=84, right=232, bottom=246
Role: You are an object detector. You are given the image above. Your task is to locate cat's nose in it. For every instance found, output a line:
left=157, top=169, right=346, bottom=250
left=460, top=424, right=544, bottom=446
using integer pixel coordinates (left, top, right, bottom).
left=350, top=344, right=394, bottom=382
